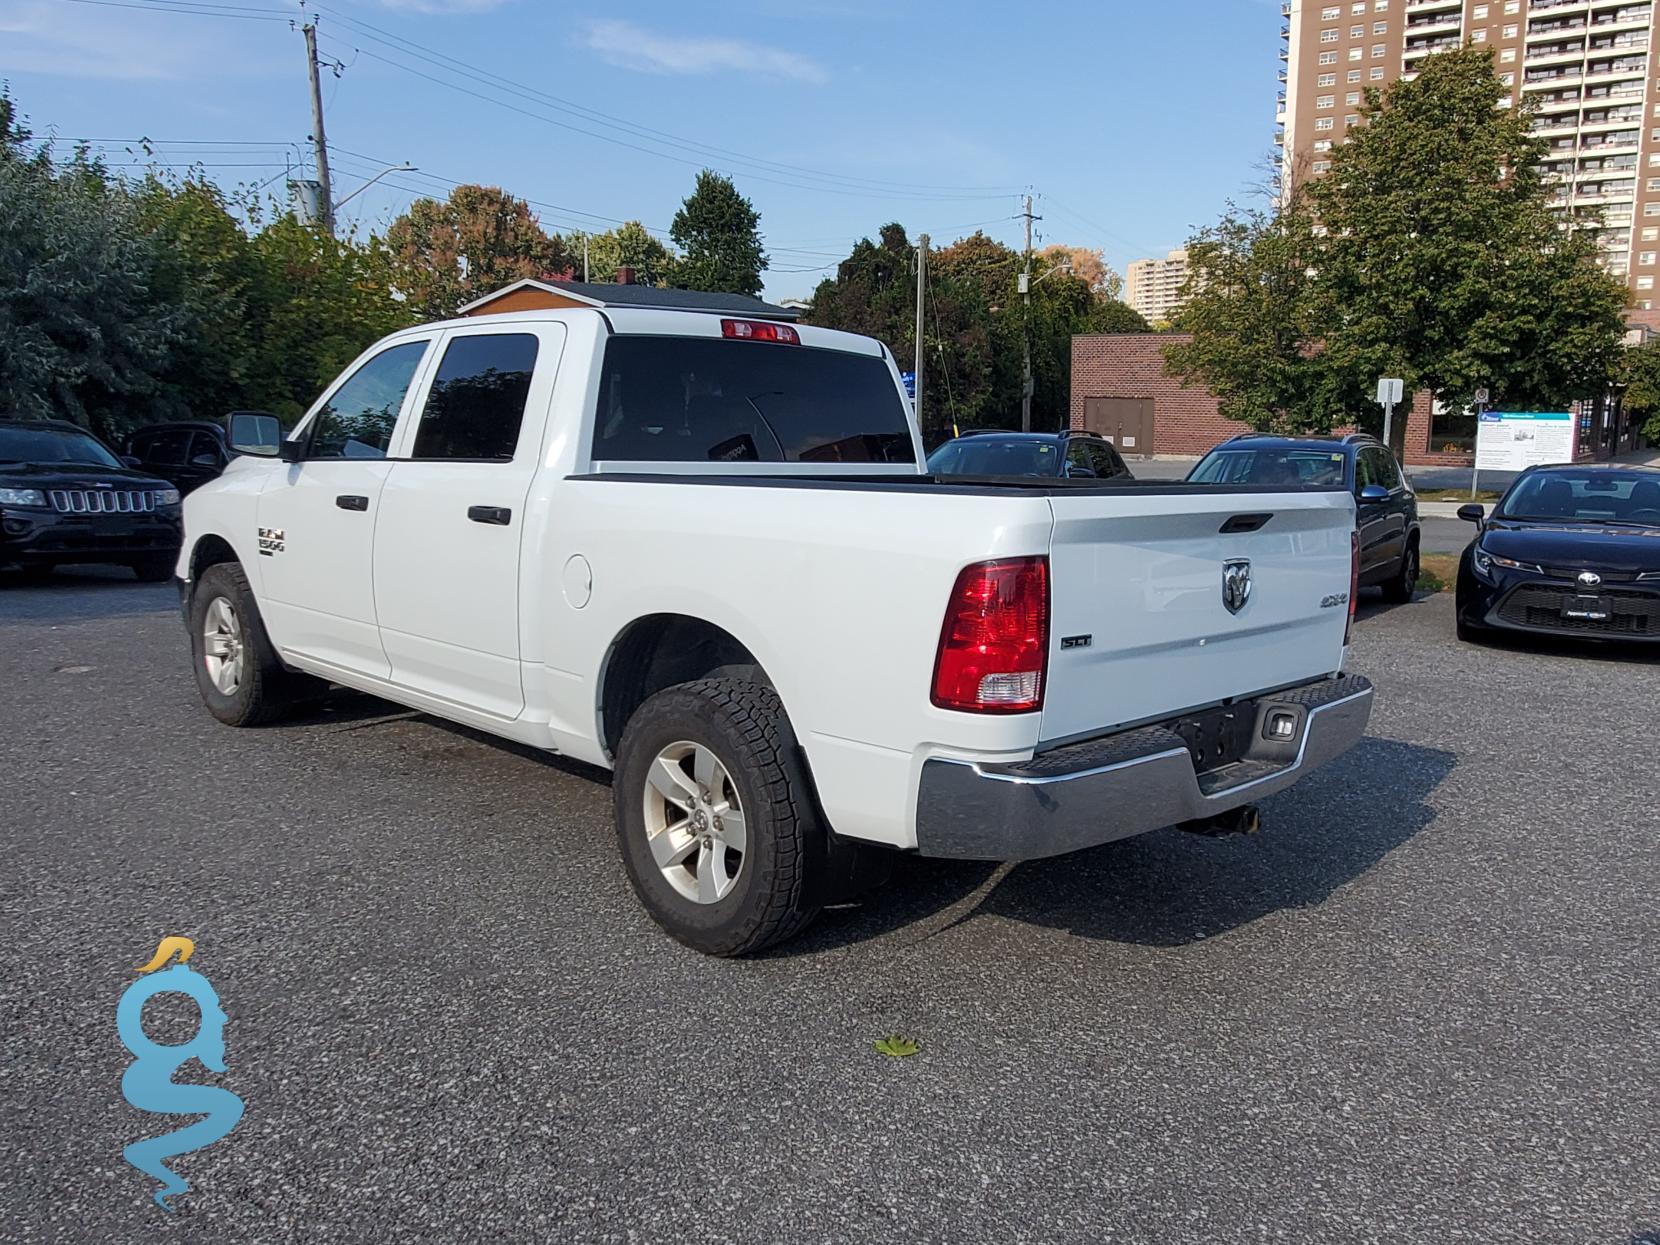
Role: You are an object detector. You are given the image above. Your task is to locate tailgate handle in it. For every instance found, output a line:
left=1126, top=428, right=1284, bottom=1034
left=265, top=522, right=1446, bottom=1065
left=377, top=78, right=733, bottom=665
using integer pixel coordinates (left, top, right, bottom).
left=1220, top=512, right=1272, bottom=534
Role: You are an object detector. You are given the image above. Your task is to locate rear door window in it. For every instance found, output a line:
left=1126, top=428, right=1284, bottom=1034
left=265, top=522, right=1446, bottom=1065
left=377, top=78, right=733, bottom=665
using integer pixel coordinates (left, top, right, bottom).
left=592, top=335, right=914, bottom=464
left=136, top=428, right=192, bottom=466
left=1088, top=442, right=1125, bottom=478
left=411, top=333, right=540, bottom=461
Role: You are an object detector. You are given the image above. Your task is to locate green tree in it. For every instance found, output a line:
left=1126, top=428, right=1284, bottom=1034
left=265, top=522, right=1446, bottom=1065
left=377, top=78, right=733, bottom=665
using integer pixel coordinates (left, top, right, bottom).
left=571, top=220, right=677, bottom=286
left=0, top=128, right=178, bottom=439
left=670, top=170, right=766, bottom=296
left=1163, top=196, right=1339, bottom=434
left=246, top=217, right=415, bottom=423
left=386, top=184, right=569, bottom=319
left=1309, top=44, right=1627, bottom=456
left=1617, top=337, right=1660, bottom=443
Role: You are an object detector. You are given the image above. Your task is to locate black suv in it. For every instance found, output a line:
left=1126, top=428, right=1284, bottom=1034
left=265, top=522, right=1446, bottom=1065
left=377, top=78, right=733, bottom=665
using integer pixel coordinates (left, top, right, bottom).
left=926, top=429, right=1136, bottom=480
left=126, top=416, right=267, bottom=496
left=1188, top=433, right=1422, bottom=601
left=0, top=419, right=183, bottom=581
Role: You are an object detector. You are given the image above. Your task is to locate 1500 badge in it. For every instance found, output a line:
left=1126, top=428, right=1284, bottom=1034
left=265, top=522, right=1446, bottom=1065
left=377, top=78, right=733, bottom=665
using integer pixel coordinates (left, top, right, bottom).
left=257, top=527, right=285, bottom=557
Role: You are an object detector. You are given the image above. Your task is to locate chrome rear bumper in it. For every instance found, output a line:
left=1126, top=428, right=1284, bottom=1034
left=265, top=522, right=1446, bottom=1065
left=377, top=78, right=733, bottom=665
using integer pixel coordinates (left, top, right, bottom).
left=913, top=674, right=1374, bottom=861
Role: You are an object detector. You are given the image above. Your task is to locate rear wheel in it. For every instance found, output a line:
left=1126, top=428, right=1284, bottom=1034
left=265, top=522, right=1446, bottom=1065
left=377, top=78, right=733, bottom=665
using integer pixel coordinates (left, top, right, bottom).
left=613, top=678, right=823, bottom=956
left=1381, top=539, right=1419, bottom=603
left=189, top=562, right=315, bottom=726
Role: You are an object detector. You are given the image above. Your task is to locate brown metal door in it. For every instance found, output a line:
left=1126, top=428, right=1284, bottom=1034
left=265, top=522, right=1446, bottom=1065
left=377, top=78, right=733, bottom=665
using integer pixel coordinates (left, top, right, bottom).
left=1082, top=397, right=1155, bottom=458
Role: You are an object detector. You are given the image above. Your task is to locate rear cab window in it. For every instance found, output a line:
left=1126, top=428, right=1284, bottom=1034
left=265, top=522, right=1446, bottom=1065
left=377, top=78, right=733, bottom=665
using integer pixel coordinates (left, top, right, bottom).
left=591, top=335, right=915, bottom=465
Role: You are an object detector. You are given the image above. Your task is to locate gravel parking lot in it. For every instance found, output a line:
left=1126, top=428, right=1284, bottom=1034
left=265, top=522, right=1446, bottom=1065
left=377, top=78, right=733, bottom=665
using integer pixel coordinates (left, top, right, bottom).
left=2, top=569, right=1657, bottom=1245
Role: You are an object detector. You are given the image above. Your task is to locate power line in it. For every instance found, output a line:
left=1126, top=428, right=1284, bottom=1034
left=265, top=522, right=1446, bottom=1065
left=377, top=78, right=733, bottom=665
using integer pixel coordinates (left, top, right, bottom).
left=310, top=4, right=1019, bottom=199
left=59, top=0, right=290, bottom=19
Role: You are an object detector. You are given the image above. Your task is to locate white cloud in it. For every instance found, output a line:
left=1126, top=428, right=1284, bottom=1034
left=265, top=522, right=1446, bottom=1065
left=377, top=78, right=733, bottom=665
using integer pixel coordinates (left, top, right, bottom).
left=0, top=1, right=203, bottom=79
left=579, top=19, right=828, bottom=85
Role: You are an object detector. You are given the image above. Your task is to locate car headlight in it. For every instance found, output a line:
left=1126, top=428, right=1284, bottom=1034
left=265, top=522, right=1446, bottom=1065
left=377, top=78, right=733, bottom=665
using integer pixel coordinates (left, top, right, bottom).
left=0, top=487, right=47, bottom=507
left=153, top=488, right=182, bottom=507
left=1472, top=546, right=1542, bottom=578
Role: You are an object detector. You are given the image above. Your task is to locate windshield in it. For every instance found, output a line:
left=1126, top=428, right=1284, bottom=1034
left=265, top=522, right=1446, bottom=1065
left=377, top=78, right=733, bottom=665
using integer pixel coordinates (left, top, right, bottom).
left=1496, top=469, right=1660, bottom=524
left=592, top=336, right=915, bottom=464
left=928, top=439, right=1061, bottom=477
left=0, top=425, right=123, bottom=468
left=1188, top=446, right=1349, bottom=486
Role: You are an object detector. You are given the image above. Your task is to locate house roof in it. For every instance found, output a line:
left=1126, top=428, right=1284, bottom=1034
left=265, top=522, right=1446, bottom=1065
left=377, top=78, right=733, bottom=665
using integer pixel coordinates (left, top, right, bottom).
left=459, top=278, right=801, bottom=321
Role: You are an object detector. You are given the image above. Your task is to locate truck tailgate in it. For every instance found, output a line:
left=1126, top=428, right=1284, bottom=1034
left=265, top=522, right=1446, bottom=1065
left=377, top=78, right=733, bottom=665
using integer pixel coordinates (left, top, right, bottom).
left=1040, top=489, right=1354, bottom=745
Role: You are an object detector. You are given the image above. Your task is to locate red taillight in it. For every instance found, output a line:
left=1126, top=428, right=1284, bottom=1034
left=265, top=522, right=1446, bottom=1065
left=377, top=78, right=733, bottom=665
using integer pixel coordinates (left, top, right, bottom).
left=931, top=557, right=1049, bottom=713
left=1345, top=530, right=1359, bottom=645
left=721, top=318, right=799, bottom=344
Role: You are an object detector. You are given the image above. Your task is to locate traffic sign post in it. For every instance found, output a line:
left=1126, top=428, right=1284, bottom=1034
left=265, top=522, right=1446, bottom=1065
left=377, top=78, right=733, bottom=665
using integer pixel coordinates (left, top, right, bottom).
left=1471, top=387, right=1490, bottom=500
left=1375, top=377, right=1404, bottom=450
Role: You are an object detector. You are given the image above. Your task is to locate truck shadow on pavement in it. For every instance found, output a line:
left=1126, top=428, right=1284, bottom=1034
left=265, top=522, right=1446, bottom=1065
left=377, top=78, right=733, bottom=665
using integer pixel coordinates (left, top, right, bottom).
left=798, top=736, right=1455, bottom=953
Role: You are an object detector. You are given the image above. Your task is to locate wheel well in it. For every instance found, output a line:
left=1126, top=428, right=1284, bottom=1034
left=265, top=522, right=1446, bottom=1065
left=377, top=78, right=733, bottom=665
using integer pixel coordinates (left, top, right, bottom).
left=600, top=614, right=769, bottom=757
left=189, top=534, right=240, bottom=583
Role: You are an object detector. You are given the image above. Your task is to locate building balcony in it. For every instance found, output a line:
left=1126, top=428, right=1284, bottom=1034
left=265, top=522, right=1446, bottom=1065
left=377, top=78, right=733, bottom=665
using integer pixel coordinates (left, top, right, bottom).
left=1526, top=43, right=1591, bottom=64
left=1528, top=19, right=1589, bottom=37
left=1407, top=15, right=1463, bottom=33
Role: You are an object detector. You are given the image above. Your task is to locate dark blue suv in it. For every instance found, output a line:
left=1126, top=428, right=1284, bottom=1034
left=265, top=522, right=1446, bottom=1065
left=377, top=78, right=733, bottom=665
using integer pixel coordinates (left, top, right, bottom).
left=1188, top=433, right=1422, bottom=602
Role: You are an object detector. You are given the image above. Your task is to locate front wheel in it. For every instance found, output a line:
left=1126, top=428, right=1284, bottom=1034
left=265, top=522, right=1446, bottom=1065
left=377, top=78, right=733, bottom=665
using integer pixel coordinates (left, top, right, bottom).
left=613, top=679, right=822, bottom=956
left=1381, top=541, right=1419, bottom=603
left=188, top=562, right=313, bottom=726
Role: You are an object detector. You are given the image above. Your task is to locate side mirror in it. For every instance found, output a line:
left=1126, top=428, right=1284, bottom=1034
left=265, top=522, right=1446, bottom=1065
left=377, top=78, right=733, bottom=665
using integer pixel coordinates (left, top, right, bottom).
left=1457, top=503, right=1486, bottom=525
left=120, top=454, right=142, bottom=469
left=1358, top=483, right=1390, bottom=503
left=227, top=412, right=283, bottom=458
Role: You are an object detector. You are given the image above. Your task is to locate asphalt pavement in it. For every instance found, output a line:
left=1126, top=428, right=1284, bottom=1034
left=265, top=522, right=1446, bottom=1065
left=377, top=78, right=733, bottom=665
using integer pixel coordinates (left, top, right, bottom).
left=3, top=567, right=1658, bottom=1244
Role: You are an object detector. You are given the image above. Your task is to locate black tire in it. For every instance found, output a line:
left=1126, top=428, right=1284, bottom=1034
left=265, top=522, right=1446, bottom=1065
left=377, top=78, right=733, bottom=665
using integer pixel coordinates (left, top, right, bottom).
left=613, top=679, right=822, bottom=956
left=1381, top=539, right=1419, bottom=603
left=188, top=562, right=310, bottom=727
left=130, top=554, right=176, bottom=583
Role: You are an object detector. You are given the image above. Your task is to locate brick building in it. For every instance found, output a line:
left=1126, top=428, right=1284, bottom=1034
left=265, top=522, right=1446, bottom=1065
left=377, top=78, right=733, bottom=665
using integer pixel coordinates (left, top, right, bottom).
left=1070, top=332, right=1455, bottom=466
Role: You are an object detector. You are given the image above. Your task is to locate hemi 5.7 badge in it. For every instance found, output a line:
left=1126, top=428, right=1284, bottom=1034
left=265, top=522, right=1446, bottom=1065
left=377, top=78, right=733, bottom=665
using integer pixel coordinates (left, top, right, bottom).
left=257, top=527, right=285, bottom=557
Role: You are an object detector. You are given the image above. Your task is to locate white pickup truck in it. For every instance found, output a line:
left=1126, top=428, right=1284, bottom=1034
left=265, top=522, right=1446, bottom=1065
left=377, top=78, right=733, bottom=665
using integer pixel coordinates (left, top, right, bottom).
left=178, top=307, right=1373, bottom=955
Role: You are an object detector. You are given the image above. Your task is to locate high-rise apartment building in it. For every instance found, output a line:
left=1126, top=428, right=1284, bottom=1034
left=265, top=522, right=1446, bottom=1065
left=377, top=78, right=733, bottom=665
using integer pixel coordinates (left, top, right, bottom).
left=1277, top=0, right=1659, bottom=320
left=1125, top=249, right=1192, bottom=323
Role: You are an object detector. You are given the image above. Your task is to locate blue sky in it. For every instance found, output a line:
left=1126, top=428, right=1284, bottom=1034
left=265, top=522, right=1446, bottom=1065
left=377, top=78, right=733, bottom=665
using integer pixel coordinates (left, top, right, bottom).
left=0, top=0, right=1281, bottom=299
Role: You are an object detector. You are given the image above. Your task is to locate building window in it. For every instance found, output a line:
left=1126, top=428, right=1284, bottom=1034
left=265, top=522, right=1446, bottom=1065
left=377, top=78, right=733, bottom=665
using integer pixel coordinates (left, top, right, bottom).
left=1318, top=73, right=1337, bottom=85
left=1374, top=20, right=1387, bottom=33
left=1473, top=3, right=1487, bottom=15
left=1503, top=0, right=1517, bottom=11
left=1321, top=28, right=1339, bottom=42
left=1643, top=226, right=1658, bottom=240
left=1350, top=24, right=1364, bottom=37
left=1501, top=24, right=1517, bottom=37
left=1371, top=67, right=1385, bottom=79
left=1642, top=251, right=1657, bottom=264
left=1350, top=69, right=1364, bottom=81
left=1313, top=160, right=1332, bottom=173
left=1639, top=275, right=1655, bottom=289
left=1371, top=43, right=1384, bottom=57
left=1472, top=28, right=1487, bottom=43
left=1352, top=1, right=1365, bottom=11
left=1347, top=91, right=1362, bottom=104
left=1500, top=73, right=1513, bottom=86
left=1314, top=139, right=1333, bottom=151
left=1374, top=0, right=1387, bottom=8
left=1645, top=203, right=1660, bottom=216
left=1350, top=47, right=1363, bottom=60
left=1316, top=117, right=1335, bottom=130
left=1320, top=51, right=1338, bottom=64
left=1317, top=95, right=1335, bottom=108
left=1322, top=5, right=1339, bottom=16
left=1501, top=48, right=1515, bottom=62
left=1642, top=300, right=1654, bottom=311
left=1430, top=402, right=1478, bottom=455
left=1347, top=114, right=1360, bottom=125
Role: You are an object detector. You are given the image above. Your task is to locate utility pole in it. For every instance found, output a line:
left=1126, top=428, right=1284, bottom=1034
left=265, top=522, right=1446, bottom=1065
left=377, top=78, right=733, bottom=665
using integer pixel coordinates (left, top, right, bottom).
left=1019, top=193, right=1041, bottom=432
left=914, top=234, right=929, bottom=427
left=302, top=21, right=334, bottom=237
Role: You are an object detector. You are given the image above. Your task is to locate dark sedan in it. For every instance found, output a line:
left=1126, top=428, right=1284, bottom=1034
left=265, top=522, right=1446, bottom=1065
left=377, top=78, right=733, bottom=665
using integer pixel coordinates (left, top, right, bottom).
left=0, top=419, right=183, bottom=581
left=926, top=430, right=1135, bottom=480
left=1455, top=464, right=1660, bottom=643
